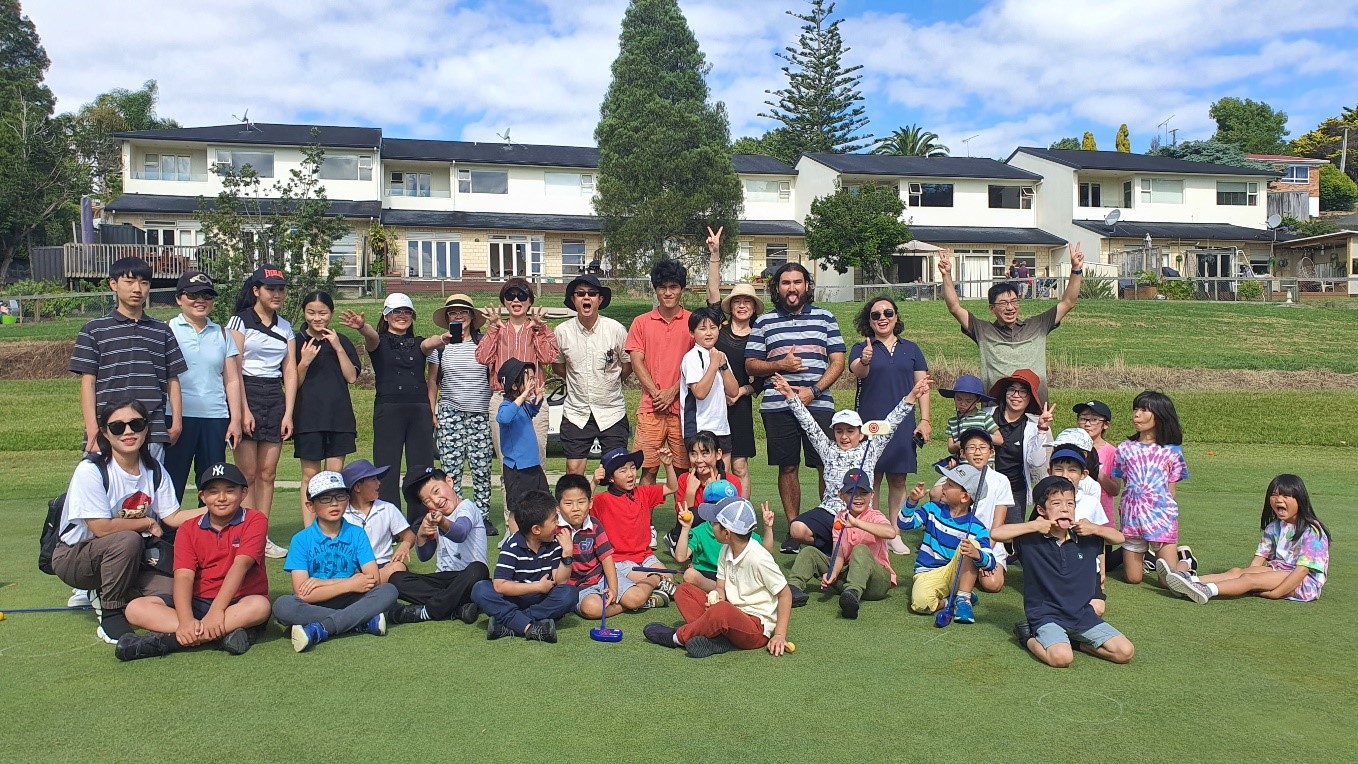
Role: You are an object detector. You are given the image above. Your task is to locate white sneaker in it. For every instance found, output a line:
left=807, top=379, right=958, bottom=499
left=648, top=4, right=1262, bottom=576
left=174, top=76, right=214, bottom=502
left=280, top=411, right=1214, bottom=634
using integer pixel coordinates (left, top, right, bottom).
left=265, top=538, right=289, bottom=559
left=888, top=537, right=911, bottom=556
left=649, top=526, right=658, bottom=549
left=89, top=591, right=103, bottom=619
left=95, top=626, right=117, bottom=645
left=67, top=588, right=91, bottom=608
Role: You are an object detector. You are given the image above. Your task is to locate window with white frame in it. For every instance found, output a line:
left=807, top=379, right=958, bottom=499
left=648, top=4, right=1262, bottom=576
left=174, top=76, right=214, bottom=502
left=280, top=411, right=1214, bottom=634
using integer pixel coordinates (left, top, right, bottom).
left=389, top=172, right=431, bottom=197
left=561, top=239, right=587, bottom=275
left=144, top=221, right=201, bottom=247
left=1123, top=180, right=1133, bottom=208
left=990, top=185, right=1034, bottom=209
left=214, top=150, right=274, bottom=178
left=457, top=169, right=508, bottom=194
left=319, top=155, right=373, bottom=181
left=545, top=172, right=594, bottom=197
left=329, top=233, right=359, bottom=277
left=1282, top=165, right=1309, bottom=184
left=765, top=242, right=789, bottom=271
left=745, top=179, right=792, bottom=203
left=1140, top=178, right=1183, bottom=204
left=488, top=235, right=543, bottom=279
left=143, top=154, right=193, bottom=181
left=1078, top=182, right=1102, bottom=208
left=1216, top=181, right=1259, bottom=206
left=908, top=182, right=953, bottom=207
left=406, top=236, right=461, bottom=278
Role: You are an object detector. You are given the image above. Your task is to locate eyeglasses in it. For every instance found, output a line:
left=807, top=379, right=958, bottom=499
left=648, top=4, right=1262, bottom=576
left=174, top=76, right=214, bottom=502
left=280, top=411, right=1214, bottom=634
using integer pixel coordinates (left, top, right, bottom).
left=1005, top=387, right=1030, bottom=396
left=389, top=308, right=414, bottom=318
left=962, top=445, right=991, bottom=454
left=311, top=493, right=349, bottom=506
left=503, top=288, right=532, bottom=302
left=992, top=299, right=1020, bottom=309
left=106, top=418, right=149, bottom=435
left=574, top=289, right=600, bottom=298
left=870, top=309, right=896, bottom=320
left=1077, top=416, right=1107, bottom=425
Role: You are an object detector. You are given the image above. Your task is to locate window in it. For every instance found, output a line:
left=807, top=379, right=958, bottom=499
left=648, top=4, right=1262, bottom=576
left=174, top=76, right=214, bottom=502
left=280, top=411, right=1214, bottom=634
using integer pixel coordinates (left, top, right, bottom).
left=1140, top=178, right=1183, bottom=204
left=990, top=185, right=1034, bottom=209
left=143, top=154, right=193, bottom=181
left=145, top=221, right=201, bottom=247
left=765, top=242, right=789, bottom=271
left=1123, top=180, right=1133, bottom=208
left=319, top=155, right=372, bottom=181
left=406, top=237, right=461, bottom=278
left=907, top=182, right=953, bottom=207
left=214, top=150, right=274, bottom=177
left=545, top=172, right=594, bottom=197
left=1216, top=181, right=1259, bottom=206
left=457, top=169, right=508, bottom=194
left=561, top=239, right=588, bottom=275
left=329, top=233, right=359, bottom=277
left=488, top=235, right=543, bottom=278
left=989, top=251, right=1009, bottom=280
left=1078, top=182, right=1102, bottom=208
left=745, top=179, right=792, bottom=203
left=389, top=172, right=431, bottom=197
left=1282, top=165, right=1309, bottom=184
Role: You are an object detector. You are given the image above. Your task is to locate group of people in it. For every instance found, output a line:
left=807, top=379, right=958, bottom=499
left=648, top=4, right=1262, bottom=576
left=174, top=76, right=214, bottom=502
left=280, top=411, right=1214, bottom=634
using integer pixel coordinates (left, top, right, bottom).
left=48, top=238, right=1331, bottom=666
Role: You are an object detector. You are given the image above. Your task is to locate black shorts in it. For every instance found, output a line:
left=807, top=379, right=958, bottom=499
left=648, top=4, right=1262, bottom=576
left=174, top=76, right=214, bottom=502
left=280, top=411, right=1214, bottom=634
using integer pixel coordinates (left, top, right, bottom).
left=728, top=396, right=756, bottom=458
left=293, top=431, right=357, bottom=461
left=561, top=415, right=629, bottom=460
left=696, top=568, right=717, bottom=581
left=762, top=408, right=832, bottom=468
left=792, top=507, right=835, bottom=554
left=243, top=377, right=285, bottom=443
left=155, top=594, right=252, bottom=618
left=503, top=464, right=549, bottom=511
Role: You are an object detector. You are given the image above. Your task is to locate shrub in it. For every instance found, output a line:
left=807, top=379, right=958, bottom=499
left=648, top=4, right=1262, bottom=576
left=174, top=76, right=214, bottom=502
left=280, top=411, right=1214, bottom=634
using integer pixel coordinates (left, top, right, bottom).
left=1237, top=280, right=1264, bottom=301
left=0, top=279, right=107, bottom=318
left=1079, top=277, right=1114, bottom=299
left=1159, top=279, right=1195, bottom=301
left=1320, top=164, right=1358, bottom=212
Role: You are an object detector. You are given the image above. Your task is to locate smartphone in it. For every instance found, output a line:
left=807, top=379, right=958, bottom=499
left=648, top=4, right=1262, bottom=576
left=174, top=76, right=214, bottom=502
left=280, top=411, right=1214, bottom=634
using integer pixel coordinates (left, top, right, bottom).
left=447, top=324, right=463, bottom=344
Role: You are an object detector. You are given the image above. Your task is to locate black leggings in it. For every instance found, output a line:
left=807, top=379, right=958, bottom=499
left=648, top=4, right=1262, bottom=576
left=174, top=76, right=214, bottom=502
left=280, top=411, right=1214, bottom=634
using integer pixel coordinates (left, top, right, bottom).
left=372, top=400, right=435, bottom=521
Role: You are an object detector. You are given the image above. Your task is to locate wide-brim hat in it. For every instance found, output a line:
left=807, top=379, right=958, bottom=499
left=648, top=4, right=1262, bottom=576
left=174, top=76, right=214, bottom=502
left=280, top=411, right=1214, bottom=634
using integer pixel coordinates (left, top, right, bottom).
left=600, top=447, right=643, bottom=481
left=939, top=374, right=992, bottom=402
left=564, top=274, right=612, bottom=311
left=434, top=293, right=485, bottom=330
left=989, top=369, right=1042, bottom=414
left=720, top=283, right=764, bottom=318
left=341, top=458, right=390, bottom=489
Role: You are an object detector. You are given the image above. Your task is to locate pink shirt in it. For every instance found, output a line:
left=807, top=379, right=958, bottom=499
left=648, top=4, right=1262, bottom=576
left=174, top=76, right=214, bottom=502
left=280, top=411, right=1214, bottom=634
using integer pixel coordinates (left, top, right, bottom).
left=839, top=508, right=897, bottom=585
left=624, top=307, right=693, bottom=415
left=1094, top=442, right=1117, bottom=528
left=475, top=319, right=560, bottom=393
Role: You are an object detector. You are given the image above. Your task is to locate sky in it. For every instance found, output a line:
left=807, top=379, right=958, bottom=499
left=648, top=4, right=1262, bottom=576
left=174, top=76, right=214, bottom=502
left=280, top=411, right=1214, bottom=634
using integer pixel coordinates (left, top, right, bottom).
left=26, top=0, right=1358, bottom=159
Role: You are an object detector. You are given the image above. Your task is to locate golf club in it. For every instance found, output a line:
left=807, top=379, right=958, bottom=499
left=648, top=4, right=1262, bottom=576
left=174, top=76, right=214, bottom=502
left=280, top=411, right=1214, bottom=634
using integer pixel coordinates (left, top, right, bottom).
left=936, top=528, right=974, bottom=629
left=631, top=567, right=679, bottom=575
left=588, top=591, right=622, bottom=642
left=0, top=605, right=92, bottom=615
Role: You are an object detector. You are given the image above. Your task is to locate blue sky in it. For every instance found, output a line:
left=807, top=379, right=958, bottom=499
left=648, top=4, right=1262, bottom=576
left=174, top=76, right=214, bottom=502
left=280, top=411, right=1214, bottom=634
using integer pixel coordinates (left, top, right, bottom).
left=29, top=0, right=1358, bottom=159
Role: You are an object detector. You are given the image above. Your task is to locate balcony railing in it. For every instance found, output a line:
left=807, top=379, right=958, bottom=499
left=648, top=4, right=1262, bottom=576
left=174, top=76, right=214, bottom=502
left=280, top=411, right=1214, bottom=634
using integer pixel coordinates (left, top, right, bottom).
left=64, top=243, right=219, bottom=279
left=386, top=188, right=452, bottom=198
left=129, top=170, right=210, bottom=182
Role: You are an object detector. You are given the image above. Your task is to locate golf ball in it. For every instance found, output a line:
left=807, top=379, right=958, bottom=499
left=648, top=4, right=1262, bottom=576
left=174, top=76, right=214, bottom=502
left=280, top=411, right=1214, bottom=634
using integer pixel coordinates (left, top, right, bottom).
left=679, top=511, right=693, bottom=523
left=785, top=641, right=795, bottom=652
left=0, top=612, right=6, bottom=621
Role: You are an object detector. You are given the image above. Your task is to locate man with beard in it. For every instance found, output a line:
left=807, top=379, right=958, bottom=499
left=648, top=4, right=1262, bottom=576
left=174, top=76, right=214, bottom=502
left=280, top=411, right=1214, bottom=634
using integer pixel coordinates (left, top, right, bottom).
left=553, top=275, right=632, bottom=476
left=745, top=263, right=845, bottom=554
left=939, top=244, right=1085, bottom=401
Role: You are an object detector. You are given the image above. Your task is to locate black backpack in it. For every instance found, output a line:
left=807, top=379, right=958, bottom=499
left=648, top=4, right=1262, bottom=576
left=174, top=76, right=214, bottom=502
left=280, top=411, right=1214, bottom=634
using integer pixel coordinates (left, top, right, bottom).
left=39, top=455, right=164, bottom=575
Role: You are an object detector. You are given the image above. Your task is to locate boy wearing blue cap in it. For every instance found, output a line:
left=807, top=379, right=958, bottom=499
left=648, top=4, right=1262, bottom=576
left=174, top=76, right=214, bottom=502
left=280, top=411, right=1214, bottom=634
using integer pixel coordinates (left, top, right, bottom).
left=941, top=374, right=1002, bottom=455
left=788, top=469, right=899, bottom=619
left=341, top=459, right=415, bottom=584
left=673, top=481, right=776, bottom=593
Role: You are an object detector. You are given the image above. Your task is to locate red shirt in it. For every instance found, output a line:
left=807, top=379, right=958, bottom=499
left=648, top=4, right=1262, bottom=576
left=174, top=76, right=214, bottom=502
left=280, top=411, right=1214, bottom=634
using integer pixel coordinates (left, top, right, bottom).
left=590, top=485, right=665, bottom=563
left=674, top=472, right=744, bottom=513
left=625, top=307, right=693, bottom=415
left=173, top=508, right=269, bottom=600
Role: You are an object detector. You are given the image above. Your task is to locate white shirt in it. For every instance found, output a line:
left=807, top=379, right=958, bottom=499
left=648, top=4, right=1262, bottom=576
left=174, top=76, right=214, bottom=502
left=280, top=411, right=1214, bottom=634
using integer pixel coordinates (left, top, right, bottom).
left=227, top=312, right=294, bottom=378
left=1075, top=476, right=1109, bottom=525
left=343, top=499, right=411, bottom=565
left=554, top=316, right=630, bottom=430
left=60, top=458, right=180, bottom=545
left=432, top=498, right=488, bottom=572
left=716, top=541, right=788, bottom=637
left=679, top=345, right=730, bottom=437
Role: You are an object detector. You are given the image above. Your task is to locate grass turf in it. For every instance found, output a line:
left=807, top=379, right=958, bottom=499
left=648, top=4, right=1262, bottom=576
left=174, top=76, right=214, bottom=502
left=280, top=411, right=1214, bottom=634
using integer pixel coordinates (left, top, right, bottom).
left=0, top=387, right=1354, bottom=762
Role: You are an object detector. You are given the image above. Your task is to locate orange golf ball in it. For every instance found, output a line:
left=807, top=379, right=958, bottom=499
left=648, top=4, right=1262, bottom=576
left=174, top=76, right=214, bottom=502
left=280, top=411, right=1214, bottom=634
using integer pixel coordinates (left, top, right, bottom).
left=680, top=511, right=693, bottom=523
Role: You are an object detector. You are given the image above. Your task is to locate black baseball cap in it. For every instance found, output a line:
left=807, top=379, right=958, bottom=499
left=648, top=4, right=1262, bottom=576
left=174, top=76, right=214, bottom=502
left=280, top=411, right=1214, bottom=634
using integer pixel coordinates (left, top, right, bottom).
left=196, top=462, right=248, bottom=490
left=402, top=466, right=440, bottom=511
left=177, top=270, right=217, bottom=296
left=251, top=264, right=288, bottom=286
left=1073, top=400, right=1113, bottom=421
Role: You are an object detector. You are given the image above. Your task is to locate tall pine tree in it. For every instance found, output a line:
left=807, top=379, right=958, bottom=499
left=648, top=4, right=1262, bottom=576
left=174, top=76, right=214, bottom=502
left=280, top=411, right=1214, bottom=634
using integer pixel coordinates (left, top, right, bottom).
left=594, top=0, right=742, bottom=275
left=760, top=0, right=871, bottom=158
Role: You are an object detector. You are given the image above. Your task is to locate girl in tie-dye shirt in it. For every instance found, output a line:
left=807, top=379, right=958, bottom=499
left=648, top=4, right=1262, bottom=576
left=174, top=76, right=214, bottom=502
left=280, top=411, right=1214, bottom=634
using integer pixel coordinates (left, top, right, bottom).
left=1108, top=391, right=1187, bottom=587
left=1161, top=474, right=1331, bottom=604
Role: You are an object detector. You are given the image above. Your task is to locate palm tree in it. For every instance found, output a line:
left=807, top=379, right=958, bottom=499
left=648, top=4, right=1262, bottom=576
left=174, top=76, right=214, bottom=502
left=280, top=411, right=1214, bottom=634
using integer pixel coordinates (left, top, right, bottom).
left=872, top=125, right=950, bottom=157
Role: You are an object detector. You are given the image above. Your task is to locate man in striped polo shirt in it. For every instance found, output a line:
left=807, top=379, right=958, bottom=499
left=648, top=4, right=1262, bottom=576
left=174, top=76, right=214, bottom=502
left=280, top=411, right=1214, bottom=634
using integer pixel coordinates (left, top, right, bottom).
left=744, top=263, right=845, bottom=553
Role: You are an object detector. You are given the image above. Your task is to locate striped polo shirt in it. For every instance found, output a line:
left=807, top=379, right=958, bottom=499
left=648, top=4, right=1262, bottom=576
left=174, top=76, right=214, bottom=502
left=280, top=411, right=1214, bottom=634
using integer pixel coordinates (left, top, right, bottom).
left=69, top=310, right=188, bottom=443
left=558, top=513, right=614, bottom=587
left=432, top=340, right=492, bottom=414
left=897, top=501, right=996, bottom=574
left=494, top=532, right=564, bottom=583
left=745, top=303, right=845, bottom=414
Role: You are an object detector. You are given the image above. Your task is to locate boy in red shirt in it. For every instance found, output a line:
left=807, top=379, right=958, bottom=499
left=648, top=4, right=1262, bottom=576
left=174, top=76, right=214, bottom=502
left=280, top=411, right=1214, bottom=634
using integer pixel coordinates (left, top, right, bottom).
left=591, top=447, right=680, bottom=604
left=116, top=462, right=272, bottom=660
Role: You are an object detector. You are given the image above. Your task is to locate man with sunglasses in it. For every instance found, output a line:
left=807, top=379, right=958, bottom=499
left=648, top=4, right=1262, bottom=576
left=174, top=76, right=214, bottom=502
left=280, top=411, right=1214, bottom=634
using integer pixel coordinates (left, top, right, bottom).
left=938, top=243, right=1085, bottom=401
left=552, top=274, right=632, bottom=476
left=476, top=278, right=559, bottom=469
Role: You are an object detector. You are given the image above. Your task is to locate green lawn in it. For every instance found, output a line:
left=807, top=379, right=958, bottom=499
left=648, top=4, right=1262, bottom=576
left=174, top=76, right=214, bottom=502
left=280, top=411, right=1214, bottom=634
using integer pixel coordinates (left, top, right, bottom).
left=1, top=385, right=1354, bottom=762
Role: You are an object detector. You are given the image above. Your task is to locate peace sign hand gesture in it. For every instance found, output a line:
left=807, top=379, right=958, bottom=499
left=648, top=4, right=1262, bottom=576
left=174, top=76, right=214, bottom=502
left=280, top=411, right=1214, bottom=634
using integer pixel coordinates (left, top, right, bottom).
left=705, top=225, right=724, bottom=257
left=1036, top=400, right=1054, bottom=433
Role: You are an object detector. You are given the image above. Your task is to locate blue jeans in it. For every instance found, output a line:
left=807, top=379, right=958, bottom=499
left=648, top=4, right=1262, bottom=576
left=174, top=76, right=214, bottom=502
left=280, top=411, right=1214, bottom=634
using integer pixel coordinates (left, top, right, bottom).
left=471, top=580, right=576, bottom=634
left=163, top=416, right=230, bottom=503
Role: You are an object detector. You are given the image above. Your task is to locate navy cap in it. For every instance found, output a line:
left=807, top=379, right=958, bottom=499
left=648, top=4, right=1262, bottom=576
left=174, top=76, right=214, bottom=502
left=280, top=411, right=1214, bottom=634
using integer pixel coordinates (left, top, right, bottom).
left=176, top=270, right=216, bottom=295
left=840, top=468, right=873, bottom=495
left=196, top=462, right=247, bottom=490
left=1073, top=400, right=1113, bottom=421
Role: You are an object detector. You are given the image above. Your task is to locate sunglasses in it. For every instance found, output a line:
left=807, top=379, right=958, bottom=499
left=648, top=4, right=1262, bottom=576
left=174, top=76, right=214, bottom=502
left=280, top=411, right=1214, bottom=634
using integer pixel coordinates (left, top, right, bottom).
left=870, top=309, right=896, bottom=320
left=503, top=288, right=532, bottom=302
left=574, top=289, right=600, bottom=298
left=106, top=418, right=149, bottom=435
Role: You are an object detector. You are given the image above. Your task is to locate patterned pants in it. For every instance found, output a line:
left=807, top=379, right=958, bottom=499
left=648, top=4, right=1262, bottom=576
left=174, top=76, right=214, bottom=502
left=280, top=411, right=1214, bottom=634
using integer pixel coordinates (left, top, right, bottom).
left=435, top=401, right=493, bottom=519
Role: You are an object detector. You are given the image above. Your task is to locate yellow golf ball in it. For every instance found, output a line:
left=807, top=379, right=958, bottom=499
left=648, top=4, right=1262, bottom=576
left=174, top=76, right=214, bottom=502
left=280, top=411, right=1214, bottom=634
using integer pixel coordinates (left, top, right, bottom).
left=0, top=611, right=6, bottom=621
left=785, top=641, right=795, bottom=652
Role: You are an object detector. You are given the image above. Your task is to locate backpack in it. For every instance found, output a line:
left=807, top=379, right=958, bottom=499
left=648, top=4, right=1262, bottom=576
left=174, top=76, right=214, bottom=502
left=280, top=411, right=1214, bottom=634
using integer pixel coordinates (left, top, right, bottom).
left=39, top=455, right=164, bottom=575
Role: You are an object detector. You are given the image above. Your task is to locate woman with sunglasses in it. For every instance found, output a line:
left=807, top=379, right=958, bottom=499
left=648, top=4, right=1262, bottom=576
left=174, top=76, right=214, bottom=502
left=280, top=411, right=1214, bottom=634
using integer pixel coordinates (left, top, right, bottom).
left=475, top=278, right=559, bottom=479
left=51, top=399, right=204, bottom=644
left=849, top=296, right=930, bottom=531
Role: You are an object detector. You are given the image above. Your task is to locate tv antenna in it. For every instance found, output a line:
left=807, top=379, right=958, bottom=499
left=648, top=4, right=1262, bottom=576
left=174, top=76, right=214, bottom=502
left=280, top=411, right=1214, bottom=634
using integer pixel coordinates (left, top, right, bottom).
left=1157, top=115, right=1174, bottom=145
left=232, top=110, right=261, bottom=133
left=961, top=134, right=980, bottom=157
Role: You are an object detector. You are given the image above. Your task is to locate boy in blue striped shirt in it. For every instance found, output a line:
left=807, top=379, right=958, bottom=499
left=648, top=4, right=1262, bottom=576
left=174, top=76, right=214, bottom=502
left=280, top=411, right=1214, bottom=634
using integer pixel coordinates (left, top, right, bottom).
left=470, top=490, right=575, bottom=642
left=897, top=463, right=995, bottom=623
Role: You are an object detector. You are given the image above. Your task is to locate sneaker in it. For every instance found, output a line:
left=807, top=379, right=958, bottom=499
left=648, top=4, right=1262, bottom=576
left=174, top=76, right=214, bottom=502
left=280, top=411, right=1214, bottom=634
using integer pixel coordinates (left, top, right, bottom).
left=290, top=622, right=329, bottom=652
left=265, top=538, right=289, bottom=559
left=1142, top=557, right=1158, bottom=577
left=525, top=618, right=557, bottom=643
left=654, top=577, right=677, bottom=598
left=684, top=634, right=733, bottom=658
left=1159, top=560, right=1211, bottom=604
left=96, top=626, right=119, bottom=645
left=1178, top=545, right=1199, bottom=575
left=97, top=611, right=134, bottom=642
left=115, top=632, right=171, bottom=662
left=457, top=602, right=480, bottom=625
left=788, top=584, right=809, bottom=608
left=953, top=595, right=975, bottom=624
left=887, top=536, right=911, bottom=556
left=662, top=528, right=679, bottom=556
left=89, top=591, right=103, bottom=619
left=643, top=591, right=671, bottom=609
left=219, top=628, right=252, bottom=656
left=643, top=622, right=679, bottom=647
left=485, top=616, right=514, bottom=641
left=484, top=517, right=499, bottom=537
left=649, top=526, right=658, bottom=549
left=389, top=604, right=428, bottom=625
left=839, top=589, right=861, bottom=620
left=356, top=613, right=387, bottom=636
left=67, top=588, right=91, bottom=608
left=1013, top=620, right=1035, bottom=644
left=779, top=538, right=800, bottom=555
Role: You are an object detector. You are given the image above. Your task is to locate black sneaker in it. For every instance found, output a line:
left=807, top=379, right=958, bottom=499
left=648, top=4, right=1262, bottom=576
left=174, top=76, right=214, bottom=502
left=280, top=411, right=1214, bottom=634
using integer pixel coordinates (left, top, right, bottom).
left=525, top=619, right=557, bottom=643
left=788, top=584, right=809, bottom=608
left=484, top=518, right=499, bottom=537
left=779, top=538, right=800, bottom=555
left=644, top=622, right=679, bottom=647
left=840, top=589, right=861, bottom=620
left=1013, top=620, right=1035, bottom=645
left=1178, top=545, right=1199, bottom=575
left=486, top=616, right=513, bottom=641
left=219, top=628, right=251, bottom=656
left=389, top=604, right=428, bottom=625
left=457, top=602, right=481, bottom=625
left=115, top=632, right=172, bottom=662
left=684, top=635, right=733, bottom=658
left=662, top=527, right=680, bottom=556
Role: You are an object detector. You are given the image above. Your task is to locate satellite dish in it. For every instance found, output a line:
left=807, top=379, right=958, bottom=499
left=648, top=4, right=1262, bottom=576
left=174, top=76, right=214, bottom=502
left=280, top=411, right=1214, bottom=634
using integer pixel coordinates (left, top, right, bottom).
left=1266, top=214, right=1283, bottom=230
left=1104, top=209, right=1122, bottom=226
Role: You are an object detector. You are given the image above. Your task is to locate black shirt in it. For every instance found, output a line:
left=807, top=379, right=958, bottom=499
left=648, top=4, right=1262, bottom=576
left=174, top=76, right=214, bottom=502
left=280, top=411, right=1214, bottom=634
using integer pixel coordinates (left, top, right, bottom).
left=1013, top=531, right=1104, bottom=632
left=370, top=333, right=430, bottom=404
left=709, top=302, right=751, bottom=388
left=994, top=412, right=1028, bottom=492
left=293, top=332, right=361, bottom=433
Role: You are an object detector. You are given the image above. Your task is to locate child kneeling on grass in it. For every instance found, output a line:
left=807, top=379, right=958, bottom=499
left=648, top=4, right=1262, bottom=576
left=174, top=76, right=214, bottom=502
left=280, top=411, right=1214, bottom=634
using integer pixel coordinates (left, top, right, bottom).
left=274, top=471, right=398, bottom=652
left=470, top=490, right=576, bottom=642
left=672, top=480, right=774, bottom=593
left=1041, top=430, right=1123, bottom=615
left=1161, top=474, right=1331, bottom=604
left=644, top=497, right=793, bottom=658
left=897, top=463, right=994, bottom=623
left=116, top=463, right=271, bottom=661
left=995, top=476, right=1133, bottom=668
left=788, top=469, right=898, bottom=619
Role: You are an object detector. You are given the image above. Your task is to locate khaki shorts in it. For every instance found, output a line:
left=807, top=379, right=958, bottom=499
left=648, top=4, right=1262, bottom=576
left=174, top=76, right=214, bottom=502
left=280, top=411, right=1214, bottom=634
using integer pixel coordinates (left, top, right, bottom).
left=633, top=410, right=690, bottom=470
left=910, top=553, right=962, bottom=614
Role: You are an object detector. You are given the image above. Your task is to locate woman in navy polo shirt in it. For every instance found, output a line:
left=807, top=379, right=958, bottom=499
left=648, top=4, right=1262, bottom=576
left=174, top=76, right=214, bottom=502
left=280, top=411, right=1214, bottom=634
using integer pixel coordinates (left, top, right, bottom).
left=227, top=264, right=297, bottom=558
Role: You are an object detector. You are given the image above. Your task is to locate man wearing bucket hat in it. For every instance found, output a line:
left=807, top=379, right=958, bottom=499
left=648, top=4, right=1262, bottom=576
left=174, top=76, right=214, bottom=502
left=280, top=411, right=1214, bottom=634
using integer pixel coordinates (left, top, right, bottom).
left=431, top=294, right=497, bottom=532
left=705, top=226, right=764, bottom=493
left=940, top=374, right=1001, bottom=456
left=475, top=278, right=558, bottom=469
left=552, top=274, right=632, bottom=476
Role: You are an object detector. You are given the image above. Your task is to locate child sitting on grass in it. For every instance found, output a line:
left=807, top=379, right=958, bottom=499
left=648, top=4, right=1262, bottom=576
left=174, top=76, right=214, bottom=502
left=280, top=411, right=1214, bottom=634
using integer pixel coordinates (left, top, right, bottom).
left=471, top=490, right=576, bottom=642
left=341, top=459, right=415, bottom=584
left=1161, top=474, right=1331, bottom=604
left=591, top=447, right=679, bottom=605
left=673, top=481, right=775, bottom=593
left=788, top=469, right=899, bottom=620
left=897, top=463, right=995, bottom=623
left=930, top=427, right=1014, bottom=594
left=555, top=473, right=661, bottom=619
left=995, top=476, right=1134, bottom=668
left=940, top=374, right=1001, bottom=455
left=274, top=471, right=398, bottom=652
left=116, top=463, right=271, bottom=661
left=644, top=497, right=793, bottom=658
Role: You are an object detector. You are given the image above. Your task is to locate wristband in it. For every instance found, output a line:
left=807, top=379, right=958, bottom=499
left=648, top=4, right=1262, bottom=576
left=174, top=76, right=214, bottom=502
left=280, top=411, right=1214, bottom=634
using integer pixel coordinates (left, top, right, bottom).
left=1070, top=268, right=1083, bottom=275
left=810, top=384, right=822, bottom=397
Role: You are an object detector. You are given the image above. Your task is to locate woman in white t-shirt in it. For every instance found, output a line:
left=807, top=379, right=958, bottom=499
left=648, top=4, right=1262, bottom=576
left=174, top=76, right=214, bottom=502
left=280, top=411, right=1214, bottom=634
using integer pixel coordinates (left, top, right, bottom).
left=51, top=399, right=202, bottom=644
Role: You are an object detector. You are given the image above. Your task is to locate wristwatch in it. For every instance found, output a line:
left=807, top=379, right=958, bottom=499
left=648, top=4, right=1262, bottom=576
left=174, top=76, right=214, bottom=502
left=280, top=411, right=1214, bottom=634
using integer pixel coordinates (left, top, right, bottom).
left=1070, top=268, right=1084, bottom=275
left=810, top=384, right=823, bottom=397
left=561, top=556, right=574, bottom=565
left=719, top=362, right=730, bottom=371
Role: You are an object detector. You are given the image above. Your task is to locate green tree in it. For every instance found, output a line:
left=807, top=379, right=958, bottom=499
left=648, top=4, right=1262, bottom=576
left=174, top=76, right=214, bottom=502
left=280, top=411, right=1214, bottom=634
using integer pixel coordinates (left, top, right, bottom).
left=1209, top=96, right=1289, bottom=154
left=1049, top=137, right=1080, bottom=150
left=74, top=80, right=179, bottom=201
left=759, top=0, right=871, bottom=157
left=1280, top=216, right=1340, bottom=237
left=1115, top=123, right=1131, bottom=152
left=1289, top=107, right=1358, bottom=182
left=1081, top=132, right=1097, bottom=151
left=802, top=184, right=910, bottom=285
left=197, top=137, right=351, bottom=326
left=594, top=0, right=743, bottom=276
left=1319, top=163, right=1358, bottom=212
left=0, top=0, right=89, bottom=282
left=1151, top=139, right=1272, bottom=169
left=872, top=125, right=949, bottom=157
left=731, top=127, right=800, bottom=165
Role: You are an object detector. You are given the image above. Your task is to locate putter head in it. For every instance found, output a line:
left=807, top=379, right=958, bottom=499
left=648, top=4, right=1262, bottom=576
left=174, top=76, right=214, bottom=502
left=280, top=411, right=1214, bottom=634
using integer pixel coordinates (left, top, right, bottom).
left=590, top=627, right=623, bottom=643
left=863, top=419, right=894, bottom=437
left=934, top=608, right=954, bottom=628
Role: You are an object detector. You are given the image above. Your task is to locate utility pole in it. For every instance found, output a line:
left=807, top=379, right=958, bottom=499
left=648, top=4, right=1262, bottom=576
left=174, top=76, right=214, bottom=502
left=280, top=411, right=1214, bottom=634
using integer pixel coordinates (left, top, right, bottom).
left=1342, top=127, right=1349, bottom=174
